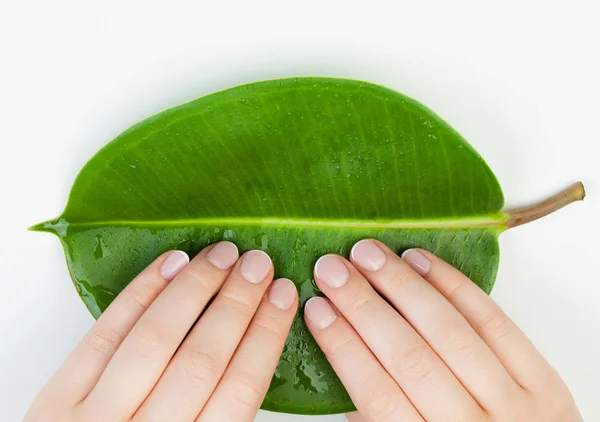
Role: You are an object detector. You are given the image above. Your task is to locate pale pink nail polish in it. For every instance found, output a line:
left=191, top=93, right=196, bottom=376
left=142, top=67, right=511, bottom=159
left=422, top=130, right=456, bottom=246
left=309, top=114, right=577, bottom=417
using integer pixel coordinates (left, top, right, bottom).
left=401, top=249, right=431, bottom=275
left=269, top=278, right=297, bottom=310
left=315, top=255, right=349, bottom=288
left=304, top=297, right=337, bottom=329
left=206, top=241, right=239, bottom=270
left=350, top=239, right=387, bottom=271
left=160, top=250, right=189, bottom=280
left=240, top=250, right=272, bottom=283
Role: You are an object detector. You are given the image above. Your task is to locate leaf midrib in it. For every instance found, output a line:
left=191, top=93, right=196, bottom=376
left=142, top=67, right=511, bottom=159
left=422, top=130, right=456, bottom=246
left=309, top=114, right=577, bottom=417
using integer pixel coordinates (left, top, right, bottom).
left=38, top=214, right=509, bottom=232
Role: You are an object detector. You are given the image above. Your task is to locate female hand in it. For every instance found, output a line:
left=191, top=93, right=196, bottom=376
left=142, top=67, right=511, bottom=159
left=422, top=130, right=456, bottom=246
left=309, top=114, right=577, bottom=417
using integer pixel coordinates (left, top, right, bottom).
left=25, top=242, right=298, bottom=422
left=305, top=239, right=581, bottom=422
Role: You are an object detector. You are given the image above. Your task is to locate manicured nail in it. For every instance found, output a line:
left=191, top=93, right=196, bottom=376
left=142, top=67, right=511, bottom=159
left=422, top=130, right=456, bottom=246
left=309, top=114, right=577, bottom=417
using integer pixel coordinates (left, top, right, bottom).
left=315, top=255, right=349, bottom=288
left=350, top=239, right=387, bottom=271
left=305, top=297, right=337, bottom=329
left=401, top=249, right=431, bottom=275
left=240, top=250, right=272, bottom=283
left=206, top=241, right=239, bottom=270
left=160, top=250, right=189, bottom=280
left=269, top=278, right=297, bottom=310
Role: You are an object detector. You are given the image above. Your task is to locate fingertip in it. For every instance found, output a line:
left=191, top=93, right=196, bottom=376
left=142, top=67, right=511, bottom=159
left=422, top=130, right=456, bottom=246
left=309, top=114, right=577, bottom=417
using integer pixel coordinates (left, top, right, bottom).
left=268, top=278, right=298, bottom=310
left=401, top=248, right=431, bottom=276
left=206, top=241, right=239, bottom=270
left=314, top=254, right=350, bottom=288
left=160, top=250, right=190, bottom=280
left=304, top=297, right=337, bottom=330
left=350, top=239, right=387, bottom=272
left=240, top=250, right=272, bottom=283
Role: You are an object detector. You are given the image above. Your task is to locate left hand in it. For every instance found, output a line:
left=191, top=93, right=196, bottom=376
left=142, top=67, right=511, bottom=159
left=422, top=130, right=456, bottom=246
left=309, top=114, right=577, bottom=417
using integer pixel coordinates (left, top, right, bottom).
left=24, top=242, right=298, bottom=422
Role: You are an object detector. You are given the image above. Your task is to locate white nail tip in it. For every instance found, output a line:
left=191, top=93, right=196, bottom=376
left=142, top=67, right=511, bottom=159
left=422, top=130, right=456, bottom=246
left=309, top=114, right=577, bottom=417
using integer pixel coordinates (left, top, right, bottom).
left=313, top=254, right=331, bottom=280
left=224, top=241, right=239, bottom=255
left=173, top=250, right=190, bottom=263
left=304, top=296, right=321, bottom=310
left=350, top=239, right=369, bottom=261
left=251, top=249, right=271, bottom=261
left=304, top=297, right=337, bottom=329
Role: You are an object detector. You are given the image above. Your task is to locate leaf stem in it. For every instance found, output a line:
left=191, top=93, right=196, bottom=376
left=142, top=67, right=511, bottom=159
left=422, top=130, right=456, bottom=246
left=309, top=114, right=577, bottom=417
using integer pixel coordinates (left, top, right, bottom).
left=505, top=182, right=585, bottom=228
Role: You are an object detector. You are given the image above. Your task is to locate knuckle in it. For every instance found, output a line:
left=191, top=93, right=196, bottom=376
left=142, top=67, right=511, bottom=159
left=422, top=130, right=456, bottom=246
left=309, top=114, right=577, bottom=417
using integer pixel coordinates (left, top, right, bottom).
left=253, top=313, right=285, bottom=338
left=219, top=289, right=256, bottom=319
left=228, top=372, right=265, bottom=409
left=87, top=326, right=121, bottom=356
left=440, top=322, right=474, bottom=355
left=394, top=344, right=433, bottom=381
left=444, top=280, right=463, bottom=302
left=360, top=390, right=402, bottom=421
left=180, top=267, right=213, bottom=293
left=325, top=336, right=358, bottom=361
left=179, top=348, right=221, bottom=385
left=388, top=269, right=421, bottom=289
left=133, top=322, right=166, bottom=359
left=482, top=310, right=511, bottom=340
left=128, top=286, right=154, bottom=309
left=345, top=291, right=376, bottom=315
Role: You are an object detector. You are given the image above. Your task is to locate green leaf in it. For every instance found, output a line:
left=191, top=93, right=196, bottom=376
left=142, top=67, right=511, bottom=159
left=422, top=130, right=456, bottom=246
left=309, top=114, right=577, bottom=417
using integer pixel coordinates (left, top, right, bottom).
left=31, top=77, right=584, bottom=415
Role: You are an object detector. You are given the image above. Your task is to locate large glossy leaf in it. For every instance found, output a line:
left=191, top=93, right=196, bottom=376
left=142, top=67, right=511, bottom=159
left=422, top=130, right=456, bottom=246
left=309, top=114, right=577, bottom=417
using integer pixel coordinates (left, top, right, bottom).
left=32, top=77, right=583, bottom=415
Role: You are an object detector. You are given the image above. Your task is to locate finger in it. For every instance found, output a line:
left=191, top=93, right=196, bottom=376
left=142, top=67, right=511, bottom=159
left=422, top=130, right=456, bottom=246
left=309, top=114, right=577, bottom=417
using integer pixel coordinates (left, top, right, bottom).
left=82, top=241, right=239, bottom=420
left=403, top=247, right=556, bottom=391
left=196, top=278, right=298, bottom=422
left=46, top=250, right=188, bottom=402
left=134, top=250, right=274, bottom=422
left=305, top=297, right=423, bottom=422
left=349, top=240, right=520, bottom=411
left=314, top=254, right=483, bottom=421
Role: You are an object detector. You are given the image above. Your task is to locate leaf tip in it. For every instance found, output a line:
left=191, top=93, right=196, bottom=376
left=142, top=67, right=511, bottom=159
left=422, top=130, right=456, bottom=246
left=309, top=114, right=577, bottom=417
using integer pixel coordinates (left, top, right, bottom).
left=28, top=223, right=44, bottom=232
left=28, top=218, right=68, bottom=236
left=28, top=221, right=53, bottom=233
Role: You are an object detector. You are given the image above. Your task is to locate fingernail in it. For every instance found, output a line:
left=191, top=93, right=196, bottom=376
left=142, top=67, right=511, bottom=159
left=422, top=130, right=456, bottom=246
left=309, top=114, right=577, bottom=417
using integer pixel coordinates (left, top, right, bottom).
left=350, top=239, right=387, bottom=271
left=269, top=278, right=297, bottom=310
left=401, top=249, right=431, bottom=275
left=160, top=250, right=189, bottom=280
left=304, top=297, right=337, bottom=329
left=315, top=255, right=349, bottom=288
left=206, top=241, right=239, bottom=270
left=240, top=250, right=272, bottom=283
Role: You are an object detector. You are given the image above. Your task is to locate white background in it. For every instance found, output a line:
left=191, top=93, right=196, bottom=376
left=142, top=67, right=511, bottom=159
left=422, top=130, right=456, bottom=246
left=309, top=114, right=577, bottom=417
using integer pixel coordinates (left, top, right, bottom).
left=1, top=1, right=599, bottom=420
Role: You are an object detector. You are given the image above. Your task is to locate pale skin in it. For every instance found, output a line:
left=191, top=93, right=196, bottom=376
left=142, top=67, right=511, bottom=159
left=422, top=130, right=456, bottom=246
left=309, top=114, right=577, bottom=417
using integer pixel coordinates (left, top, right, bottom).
left=25, top=239, right=581, bottom=422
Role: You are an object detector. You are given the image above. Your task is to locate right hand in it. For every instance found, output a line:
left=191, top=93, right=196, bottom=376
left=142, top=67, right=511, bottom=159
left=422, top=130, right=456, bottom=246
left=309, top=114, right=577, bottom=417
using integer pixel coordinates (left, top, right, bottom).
left=304, top=239, right=581, bottom=422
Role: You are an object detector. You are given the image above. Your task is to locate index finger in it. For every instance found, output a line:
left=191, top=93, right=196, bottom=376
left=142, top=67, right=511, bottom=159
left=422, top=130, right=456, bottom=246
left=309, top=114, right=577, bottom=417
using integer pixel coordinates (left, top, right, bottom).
left=48, top=249, right=188, bottom=403
left=304, top=297, right=424, bottom=422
